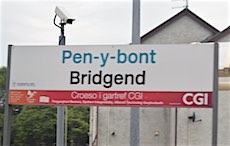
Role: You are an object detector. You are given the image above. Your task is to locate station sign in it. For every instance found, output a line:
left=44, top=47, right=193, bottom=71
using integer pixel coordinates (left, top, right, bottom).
left=8, top=44, right=216, bottom=107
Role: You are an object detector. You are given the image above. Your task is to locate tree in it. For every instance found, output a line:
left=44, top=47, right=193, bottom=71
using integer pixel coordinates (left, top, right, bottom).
left=0, top=66, right=6, bottom=90
left=12, top=106, right=56, bottom=146
left=11, top=105, right=90, bottom=146
left=67, top=106, right=90, bottom=146
left=0, top=66, right=7, bottom=104
left=0, top=66, right=7, bottom=145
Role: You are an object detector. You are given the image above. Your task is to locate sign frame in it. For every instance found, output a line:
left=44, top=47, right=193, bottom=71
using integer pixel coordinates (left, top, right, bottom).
left=7, top=44, right=217, bottom=108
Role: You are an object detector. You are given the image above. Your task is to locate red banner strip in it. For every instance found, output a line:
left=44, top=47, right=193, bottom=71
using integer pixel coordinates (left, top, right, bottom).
left=9, top=90, right=212, bottom=107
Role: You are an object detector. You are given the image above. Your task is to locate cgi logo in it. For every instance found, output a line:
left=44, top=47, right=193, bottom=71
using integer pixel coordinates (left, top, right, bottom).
left=182, top=93, right=209, bottom=105
left=128, top=92, right=143, bottom=100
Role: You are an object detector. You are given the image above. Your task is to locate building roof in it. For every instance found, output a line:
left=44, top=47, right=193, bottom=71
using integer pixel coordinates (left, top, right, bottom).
left=141, top=8, right=219, bottom=43
left=202, top=26, right=230, bottom=42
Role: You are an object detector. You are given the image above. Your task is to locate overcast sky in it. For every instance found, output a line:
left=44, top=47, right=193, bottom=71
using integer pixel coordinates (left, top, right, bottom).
left=0, top=0, right=230, bottom=67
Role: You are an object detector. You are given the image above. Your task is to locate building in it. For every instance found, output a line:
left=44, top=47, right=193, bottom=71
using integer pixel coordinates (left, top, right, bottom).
left=89, top=8, right=230, bottom=146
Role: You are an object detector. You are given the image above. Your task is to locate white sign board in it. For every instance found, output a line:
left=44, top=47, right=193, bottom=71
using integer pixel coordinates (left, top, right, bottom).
left=8, top=44, right=215, bottom=107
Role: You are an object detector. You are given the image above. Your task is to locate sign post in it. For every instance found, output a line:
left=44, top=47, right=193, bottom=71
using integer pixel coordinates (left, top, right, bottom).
left=212, top=43, right=219, bottom=146
left=130, top=0, right=140, bottom=146
left=3, top=45, right=13, bottom=146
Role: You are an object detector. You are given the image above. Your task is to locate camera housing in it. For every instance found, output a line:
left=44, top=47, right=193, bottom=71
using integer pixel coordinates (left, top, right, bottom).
left=55, top=6, right=75, bottom=24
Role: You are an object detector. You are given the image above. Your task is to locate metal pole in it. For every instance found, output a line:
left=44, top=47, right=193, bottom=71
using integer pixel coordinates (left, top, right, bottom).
left=3, top=104, right=13, bottom=146
left=175, top=108, right=178, bottom=146
left=132, top=0, right=140, bottom=44
left=65, top=106, right=68, bottom=146
left=57, top=23, right=65, bottom=146
left=185, top=0, right=188, bottom=9
left=212, top=43, right=219, bottom=146
left=3, top=45, right=13, bottom=146
left=130, top=0, right=140, bottom=146
left=59, top=23, right=66, bottom=45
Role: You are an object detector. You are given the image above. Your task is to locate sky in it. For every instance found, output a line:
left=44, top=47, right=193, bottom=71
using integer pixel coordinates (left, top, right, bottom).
left=0, top=0, right=230, bottom=67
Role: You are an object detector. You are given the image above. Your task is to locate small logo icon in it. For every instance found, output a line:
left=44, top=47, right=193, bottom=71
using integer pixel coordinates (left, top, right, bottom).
left=26, top=90, right=37, bottom=103
left=27, top=90, right=37, bottom=99
left=39, top=96, right=50, bottom=103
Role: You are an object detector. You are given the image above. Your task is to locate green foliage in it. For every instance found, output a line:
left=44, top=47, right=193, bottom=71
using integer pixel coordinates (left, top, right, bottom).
left=0, top=66, right=6, bottom=144
left=67, top=106, right=90, bottom=145
left=10, top=106, right=89, bottom=146
left=0, top=66, right=7, bottom=104
left=0, top=66, right=6, bottom=90
left=12, top=106, right=56, bottom=146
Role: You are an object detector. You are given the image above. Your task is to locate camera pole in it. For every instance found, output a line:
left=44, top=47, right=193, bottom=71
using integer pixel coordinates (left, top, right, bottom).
left=54, top=7, right=74, bottom=146
left=59, top=23, right=65, bottom=45
left=57, top=22, right=65, bottom=146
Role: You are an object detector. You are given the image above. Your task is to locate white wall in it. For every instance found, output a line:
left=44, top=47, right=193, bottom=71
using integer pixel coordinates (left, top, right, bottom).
left=97, top=107, right=130, bottom=146
left=218, top=90, right=230, bottom=146
left=219, top=33, right=230, bottom=42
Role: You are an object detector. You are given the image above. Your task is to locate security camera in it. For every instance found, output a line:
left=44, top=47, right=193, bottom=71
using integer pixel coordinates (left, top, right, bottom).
left=55, top=6, right=75, bottom=24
